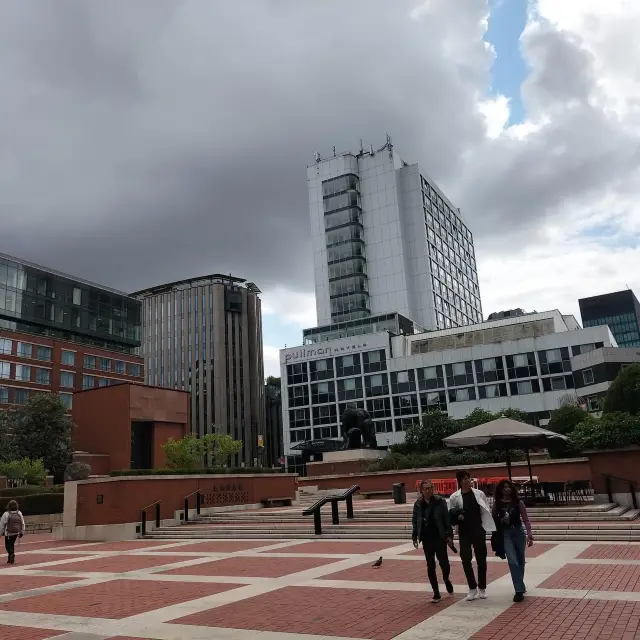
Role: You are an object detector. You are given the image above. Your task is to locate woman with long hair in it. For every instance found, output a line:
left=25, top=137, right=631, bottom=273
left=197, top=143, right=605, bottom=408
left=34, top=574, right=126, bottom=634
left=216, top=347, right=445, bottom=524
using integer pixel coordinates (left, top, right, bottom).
left=492, top=480, right=533, bottom=602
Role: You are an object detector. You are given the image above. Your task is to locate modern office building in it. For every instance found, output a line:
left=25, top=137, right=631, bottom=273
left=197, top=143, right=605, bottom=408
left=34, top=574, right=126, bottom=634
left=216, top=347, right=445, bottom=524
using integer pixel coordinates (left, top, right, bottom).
left=579, top=289, right=640, bottom=347
left=280, top=310, right=618, bottom=460
left=0, top=253, right=143, bottom=411
left=306, top=137, right=482, bottom=344
left=132, top=274, right=264, bottom=466
left=264, top=379, right=284, bottom=468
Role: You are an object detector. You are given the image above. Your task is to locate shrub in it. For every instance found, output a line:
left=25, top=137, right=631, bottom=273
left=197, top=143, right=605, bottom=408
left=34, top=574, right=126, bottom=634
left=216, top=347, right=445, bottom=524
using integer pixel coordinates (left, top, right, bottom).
left=64, top=462, right=91, bottom=482
left=603, top=363, right=640, bottom=415
left=162, top=432, right=243, bottom=470
left=0, top=485, right=61, bottom=498
left=0, top=492, right=63, bottom=516
left=0, top=458, right=47, bottom=485
left=110, top=467, right=279, bottom=477
left=570, top=412, right=640, bottom=451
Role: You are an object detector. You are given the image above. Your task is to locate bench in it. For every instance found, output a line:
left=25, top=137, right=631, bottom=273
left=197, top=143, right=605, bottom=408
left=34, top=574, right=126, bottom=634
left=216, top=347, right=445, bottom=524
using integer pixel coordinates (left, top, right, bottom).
left=361, top=490, right=393, bottom=500
left=261, top=497, right=293, bottom=508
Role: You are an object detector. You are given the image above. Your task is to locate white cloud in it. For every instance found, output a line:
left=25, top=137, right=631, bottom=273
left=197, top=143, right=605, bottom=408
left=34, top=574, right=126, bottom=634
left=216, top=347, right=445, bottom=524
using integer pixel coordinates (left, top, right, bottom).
left=261, top=287, right=316, bottom=328
left=477, top=94, right=511, bottom=138
left=263, top=345, right=281, bottom=379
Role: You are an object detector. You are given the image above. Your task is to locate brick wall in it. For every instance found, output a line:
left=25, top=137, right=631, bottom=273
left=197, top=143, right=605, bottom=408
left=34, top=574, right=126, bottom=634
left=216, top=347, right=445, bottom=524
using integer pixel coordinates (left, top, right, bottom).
left=73, top=452, right=111, bottom=476
left=73, top=474, right=297, bottom=526
left=152, top=423, right=188, bottom=468
left=587, top=448, right=640, bottom=495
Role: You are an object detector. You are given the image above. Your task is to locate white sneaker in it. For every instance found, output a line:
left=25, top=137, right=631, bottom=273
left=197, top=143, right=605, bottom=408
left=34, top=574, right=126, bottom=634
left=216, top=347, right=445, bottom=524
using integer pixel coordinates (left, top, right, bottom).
left=478, top=589, right=487, bottom=599
left=466, top=588, right=478, bottom=601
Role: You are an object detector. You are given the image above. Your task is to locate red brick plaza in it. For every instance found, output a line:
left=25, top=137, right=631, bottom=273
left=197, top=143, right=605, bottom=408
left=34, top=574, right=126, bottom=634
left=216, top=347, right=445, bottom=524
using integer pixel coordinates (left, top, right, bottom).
left=1, top=535, right=640, bottom=640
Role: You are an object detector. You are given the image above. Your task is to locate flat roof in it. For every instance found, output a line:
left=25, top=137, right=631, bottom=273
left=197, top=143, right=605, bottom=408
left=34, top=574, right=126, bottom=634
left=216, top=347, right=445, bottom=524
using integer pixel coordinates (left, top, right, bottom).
left=130, top=273, right=250, bottom=297
left=73, top=381, right=189, bottom=395
left=0, top=252, right=133, bottom=298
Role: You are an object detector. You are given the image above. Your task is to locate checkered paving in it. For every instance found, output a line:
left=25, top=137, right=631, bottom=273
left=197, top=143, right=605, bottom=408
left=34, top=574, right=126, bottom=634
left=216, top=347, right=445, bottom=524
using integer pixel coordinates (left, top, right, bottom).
left=1, top=535, right=640, bottom=639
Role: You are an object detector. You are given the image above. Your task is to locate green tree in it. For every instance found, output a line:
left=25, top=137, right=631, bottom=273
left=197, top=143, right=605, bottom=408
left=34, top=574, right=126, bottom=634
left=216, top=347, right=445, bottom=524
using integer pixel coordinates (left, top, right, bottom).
left=603, top=363, right=640, bottom=416
left=461, top=408, right=496, bottom=430
left=8, top=393, right=72, bottom=478
left=209, top=432, right=243, bottom=467
left=548, top=404, right=592, bottom=436
left=0, top=410, right=13, bottom=462
left=570, top=412, right=640, bottom=451
left=162, top=431, right=243, bottom=470
left=402, top=411, right=457, bottom=453
left=497, top=408, right=532, bottom=424
left=0, top=458, right=47, bottom=485
left=265, top=376, right=281, bottom=387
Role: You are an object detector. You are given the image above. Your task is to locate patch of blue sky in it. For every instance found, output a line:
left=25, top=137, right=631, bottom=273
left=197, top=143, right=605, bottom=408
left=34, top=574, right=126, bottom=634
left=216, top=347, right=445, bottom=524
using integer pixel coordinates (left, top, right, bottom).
left=485, top=0, right=528, bottom=125
left=262, top=312, right=303, bottom=350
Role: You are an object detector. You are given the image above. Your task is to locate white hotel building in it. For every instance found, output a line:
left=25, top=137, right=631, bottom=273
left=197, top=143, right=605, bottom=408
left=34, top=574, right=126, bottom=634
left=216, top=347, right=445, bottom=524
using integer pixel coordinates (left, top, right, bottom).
left=280, top=140, right=618, bottom=462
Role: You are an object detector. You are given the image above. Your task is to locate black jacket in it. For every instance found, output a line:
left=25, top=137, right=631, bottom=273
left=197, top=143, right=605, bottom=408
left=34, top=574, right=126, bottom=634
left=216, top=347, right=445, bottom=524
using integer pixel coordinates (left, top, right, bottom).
left=412, top=495, right=453, bottom=542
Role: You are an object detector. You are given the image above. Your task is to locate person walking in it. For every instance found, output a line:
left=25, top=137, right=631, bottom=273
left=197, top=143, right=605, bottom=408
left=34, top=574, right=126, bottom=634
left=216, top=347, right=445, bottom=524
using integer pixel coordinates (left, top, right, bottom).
left=0, top=500, right=25, bottom=564
left=448, top=470, right=496, bottom=601
left=492, top=480, right=533, bottom=602
left=412, top=479, right=454, bottom=603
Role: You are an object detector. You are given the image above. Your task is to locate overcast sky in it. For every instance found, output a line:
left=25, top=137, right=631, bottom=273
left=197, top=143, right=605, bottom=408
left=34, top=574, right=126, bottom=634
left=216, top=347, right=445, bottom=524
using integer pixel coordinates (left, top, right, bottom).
left=1, top=0, right=639, bottom=377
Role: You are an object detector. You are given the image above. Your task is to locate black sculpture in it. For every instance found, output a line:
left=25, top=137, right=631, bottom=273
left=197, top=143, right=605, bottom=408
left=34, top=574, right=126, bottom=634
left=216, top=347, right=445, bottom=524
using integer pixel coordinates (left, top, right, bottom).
left=341, top=406, right=377, bottom=449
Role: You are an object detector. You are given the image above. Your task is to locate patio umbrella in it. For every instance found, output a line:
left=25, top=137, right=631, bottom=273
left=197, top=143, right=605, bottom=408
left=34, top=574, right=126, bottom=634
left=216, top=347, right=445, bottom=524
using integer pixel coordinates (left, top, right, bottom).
left=442, top=417, right=568, bottom=483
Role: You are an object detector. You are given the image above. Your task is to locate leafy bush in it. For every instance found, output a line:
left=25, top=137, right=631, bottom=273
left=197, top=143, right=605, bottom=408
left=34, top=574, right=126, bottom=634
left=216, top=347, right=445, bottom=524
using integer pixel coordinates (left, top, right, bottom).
left=570, top=412, right=640, bottom=451
left=110, top=467, right=279, bottom=477
left=0, top=485, right=62, bottom=498
left=0, top=492, right=63, bottom=516
left=0, top=458, right=47, bottom=485
left=603, top=363, right=640, bottom=416
left=64, top=462, right=91, bottom=481
left=162, top=432, right=243, bottom=470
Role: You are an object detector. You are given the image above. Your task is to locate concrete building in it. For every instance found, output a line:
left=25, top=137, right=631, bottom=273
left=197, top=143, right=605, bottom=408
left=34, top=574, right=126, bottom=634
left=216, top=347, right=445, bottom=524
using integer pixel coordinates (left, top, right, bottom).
left=0, top=253, right=143, bottom=411
left=264, top=379, right=284, bottom=468
left=132, top=274, right=264, bottom=466
left=280, top=310, right=618, bottom=460
left=579, top=289, right=640, bottom=348
left=306, top=137, right=482, bottom=343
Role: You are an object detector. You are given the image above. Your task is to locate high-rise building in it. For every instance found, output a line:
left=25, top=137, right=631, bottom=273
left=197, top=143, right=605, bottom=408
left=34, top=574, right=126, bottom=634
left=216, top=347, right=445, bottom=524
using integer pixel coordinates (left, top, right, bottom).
left=306, top=137, right=482, bottom=344
left=132, top=274, right=264, bottom=466
left=0, top=253, right=144, bottom=411
left=264, top=379, right=284, bottom=468
left=579, top=289, right=640, bottom=347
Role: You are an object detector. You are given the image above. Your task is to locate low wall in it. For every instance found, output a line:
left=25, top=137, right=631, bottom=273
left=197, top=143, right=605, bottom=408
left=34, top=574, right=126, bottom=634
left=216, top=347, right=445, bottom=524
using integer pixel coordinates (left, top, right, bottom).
left=58, top=473, right=297, bottom=541
left=587, top=448, right=640, bottom=507
left=297, top=458, right=590, bottom=493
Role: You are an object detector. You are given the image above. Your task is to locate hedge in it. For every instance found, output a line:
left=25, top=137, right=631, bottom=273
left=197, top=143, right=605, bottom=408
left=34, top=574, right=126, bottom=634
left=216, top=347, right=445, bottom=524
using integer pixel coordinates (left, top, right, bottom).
left=110, top=467, right=281, bottom=477
left=0, top=493, right=63, bottom=516
left=0, top=485, right=64, bottom=498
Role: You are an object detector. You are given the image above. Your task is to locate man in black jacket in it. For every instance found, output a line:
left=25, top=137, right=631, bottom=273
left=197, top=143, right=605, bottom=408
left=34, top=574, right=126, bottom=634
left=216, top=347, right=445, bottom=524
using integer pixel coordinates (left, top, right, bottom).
left=412, top=479, right=454, bottom=602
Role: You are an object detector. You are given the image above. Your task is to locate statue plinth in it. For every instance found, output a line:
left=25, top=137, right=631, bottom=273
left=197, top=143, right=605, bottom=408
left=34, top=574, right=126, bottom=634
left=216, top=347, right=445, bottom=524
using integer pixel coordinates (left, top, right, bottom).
left=322, top=449, right=389, bottom=463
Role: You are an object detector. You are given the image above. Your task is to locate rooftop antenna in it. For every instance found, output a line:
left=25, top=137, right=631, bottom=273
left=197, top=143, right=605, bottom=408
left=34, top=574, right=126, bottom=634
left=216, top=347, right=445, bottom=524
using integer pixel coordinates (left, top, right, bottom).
left=359, top=139, right=364, bottom=155
left=386, top=132, right=393, bottom=158
left=314, top=150, right=321, bottom=163
left=369, top=143, right=374, bottom=155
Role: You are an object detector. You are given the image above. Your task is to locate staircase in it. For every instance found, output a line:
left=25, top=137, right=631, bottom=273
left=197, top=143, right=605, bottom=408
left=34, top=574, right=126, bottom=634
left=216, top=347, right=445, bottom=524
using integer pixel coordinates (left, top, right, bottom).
left=144, top=498, right=640, bottom=542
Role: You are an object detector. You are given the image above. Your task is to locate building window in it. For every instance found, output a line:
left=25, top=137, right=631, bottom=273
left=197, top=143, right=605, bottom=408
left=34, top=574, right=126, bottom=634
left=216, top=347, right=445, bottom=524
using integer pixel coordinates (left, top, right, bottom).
left=0, top=338, right=12, bottom=355
left=290, top=428, right=311, bottom=443
left=374, top=420, right=393, bottom=433
left=510, top=379, right=540, bottom=396
left=100, top=358, right=112, bottom=372
left=393, top=394, right=419, bottom=416
left=339, top=400, right=365, bottom=416
left=288, top=385, right=309, bottom=408
left=506, top=353, right=538, bottom=379
left=72, top=287, right=82, bottom=305
left=311, top=381, right=335, bottom=405
left=448, top=386, right=476, bottom=403
left=310, top=358, right=334, bottom=382
left=59, top=393, right=73, bottom=410
left=572, top=344, right=597, bottom=356
left=446, top=361, right=474, bottom=387
left=475, top=357, right=505, bottom=383
left=289, top=408, right=309, bottom=429
left=61, top=350, right=75, bottom=366
left=335, top=354, right=361, bottom=378
left=542, top=375, right=574, bottom=392
left=478, top=383, right=508, bottom=399
left=60, top=372, right=75, bottom=388
left=98, top=378, right=109, bottom=387
left=365, top=373, right=389, bottom=397
left=115, top=360, right=125, bottom=374
left=337, top=377, right=363, bottom=401
left=14, top=389, right=29, bottom=405
left=0, top=386, right=8, bottom=404
left=313, top=425, right=339, bottom=440
left=37, top=346, right=52, bottom=362
left=583, top=368, right=595, bottom=385
left=391, top=370, right=416, bottom=394
left=368, top=397, right=392, bottom=419
left=312, top=404, right=337, bottom=425
left=539, top=348, right=571, bottom=375
left=287, top=363, right=308, bottom=385
left=420, top=390, right=447, bottom=412
left=395, top=417, right=417, bottom=432
left=15, top=365, right=31, bottom=382
left=84, top=355, right=97, bottom=370
left=417, top=366, right=444, bottom=391
left=16, top=342, right=33, bottom=359
left=35, top=368, right=51, bottom=385
left=363, top=349, right=386, bottom=374
left=83, top=375, right=96, bottom=390
left=587, top=396, right=600, bottom=412
left=0, top=362, right=9, bottom=379
left=128, top=363, right=141, bottom=377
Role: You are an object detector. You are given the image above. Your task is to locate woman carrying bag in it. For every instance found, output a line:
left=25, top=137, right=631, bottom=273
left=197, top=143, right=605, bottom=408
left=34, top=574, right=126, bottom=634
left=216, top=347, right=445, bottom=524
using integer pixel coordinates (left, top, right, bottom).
left=492, top=480, right=533, bottom=602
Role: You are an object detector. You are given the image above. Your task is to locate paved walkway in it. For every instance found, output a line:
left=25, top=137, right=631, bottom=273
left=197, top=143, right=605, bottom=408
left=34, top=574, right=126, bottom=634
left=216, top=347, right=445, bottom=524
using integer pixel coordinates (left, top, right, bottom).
left=1, top=535, right=640, bottom=639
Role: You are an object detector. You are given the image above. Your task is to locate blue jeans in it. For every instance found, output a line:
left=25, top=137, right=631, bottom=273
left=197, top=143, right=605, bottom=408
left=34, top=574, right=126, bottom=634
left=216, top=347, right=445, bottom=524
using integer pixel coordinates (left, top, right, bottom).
left=503, top=527, right=526, bottom=593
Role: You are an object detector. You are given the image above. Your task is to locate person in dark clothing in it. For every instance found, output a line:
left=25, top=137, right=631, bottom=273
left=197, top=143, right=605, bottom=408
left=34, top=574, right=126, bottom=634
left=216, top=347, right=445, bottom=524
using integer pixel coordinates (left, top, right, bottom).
left=0, top=500, right=25, bottom=565
left=448, top=470, right=496, bottom=601
left=412, top=479, right=454, bottom=602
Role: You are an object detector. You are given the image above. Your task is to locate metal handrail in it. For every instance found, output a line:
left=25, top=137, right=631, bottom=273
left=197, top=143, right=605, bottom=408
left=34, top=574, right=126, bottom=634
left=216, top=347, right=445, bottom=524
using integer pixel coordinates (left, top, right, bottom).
left=302, top=485, right=359, bottom=535
left=183, top=490, right=202, bottom=523
left=603, top=474, right=638, bottom=509
left=140, top=500, right=161, bottom=537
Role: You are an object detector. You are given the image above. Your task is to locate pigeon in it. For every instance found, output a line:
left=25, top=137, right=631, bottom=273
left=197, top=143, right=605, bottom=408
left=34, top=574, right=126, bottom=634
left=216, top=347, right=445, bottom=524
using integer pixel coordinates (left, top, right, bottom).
left=372, top=556, right=383, bottom=568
